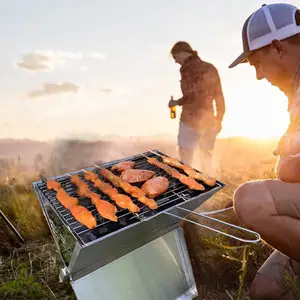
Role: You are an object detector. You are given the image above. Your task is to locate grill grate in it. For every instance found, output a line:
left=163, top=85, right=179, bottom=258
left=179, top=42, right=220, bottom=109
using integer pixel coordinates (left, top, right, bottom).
left=35, top=150, right=223, bottom=245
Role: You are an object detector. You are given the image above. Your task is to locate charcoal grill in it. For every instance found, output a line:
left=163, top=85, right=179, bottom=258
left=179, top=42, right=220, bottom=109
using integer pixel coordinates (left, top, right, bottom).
left=32, top=149, right=261, bottom=300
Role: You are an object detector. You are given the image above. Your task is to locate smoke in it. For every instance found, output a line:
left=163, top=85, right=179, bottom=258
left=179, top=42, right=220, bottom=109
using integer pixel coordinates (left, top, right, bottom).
left=0, top=136, right=177, bottom=179
left=45, top=137, right=177, bottom=176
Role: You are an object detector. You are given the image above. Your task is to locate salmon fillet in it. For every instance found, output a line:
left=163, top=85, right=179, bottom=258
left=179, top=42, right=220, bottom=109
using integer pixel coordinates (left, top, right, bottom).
left=120, top=169, right=155, bottom=183
left=142, top=176, right=170, bottom=198
left=111, top=161, right=135, bottom=173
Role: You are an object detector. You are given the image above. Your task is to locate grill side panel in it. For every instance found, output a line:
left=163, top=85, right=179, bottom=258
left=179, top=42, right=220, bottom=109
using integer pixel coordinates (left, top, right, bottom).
left=33, top=184, right=78, bottom=267
left=71, top=228, right=198, bottom=300
left=68, top=214, right=179, bottom=281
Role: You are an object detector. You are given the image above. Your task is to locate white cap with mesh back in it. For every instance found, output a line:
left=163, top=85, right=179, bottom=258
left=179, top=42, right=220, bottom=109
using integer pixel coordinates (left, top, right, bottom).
left=229, top=3, right=300, bottom=68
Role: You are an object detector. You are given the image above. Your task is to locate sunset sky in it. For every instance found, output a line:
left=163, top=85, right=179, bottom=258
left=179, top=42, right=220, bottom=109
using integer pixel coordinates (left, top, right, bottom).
left=1, top=0, right=297, bottom=141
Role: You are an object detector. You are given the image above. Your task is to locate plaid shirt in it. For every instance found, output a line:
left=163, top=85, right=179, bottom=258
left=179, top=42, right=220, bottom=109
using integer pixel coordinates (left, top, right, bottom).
left=177, top=55, right=225, bottom=130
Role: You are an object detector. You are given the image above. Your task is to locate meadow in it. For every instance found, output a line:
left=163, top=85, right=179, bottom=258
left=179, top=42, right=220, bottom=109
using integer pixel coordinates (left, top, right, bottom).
left=0, top=137, right=299, bottom=299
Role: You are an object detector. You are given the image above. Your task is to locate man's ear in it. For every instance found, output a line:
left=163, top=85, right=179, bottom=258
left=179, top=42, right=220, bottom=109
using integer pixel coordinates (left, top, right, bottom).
left=271, top=40, right=285, bottom=57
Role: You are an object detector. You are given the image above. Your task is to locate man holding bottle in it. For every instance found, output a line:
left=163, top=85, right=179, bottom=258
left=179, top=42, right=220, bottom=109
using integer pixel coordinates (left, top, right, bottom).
left=168, top=41, right=226, bottom=174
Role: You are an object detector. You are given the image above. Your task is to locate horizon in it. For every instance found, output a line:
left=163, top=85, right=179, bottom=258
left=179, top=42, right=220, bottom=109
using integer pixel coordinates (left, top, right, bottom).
left=1, top=0, right=297, bottom=141
left=0, top=134, right=282, bottom=143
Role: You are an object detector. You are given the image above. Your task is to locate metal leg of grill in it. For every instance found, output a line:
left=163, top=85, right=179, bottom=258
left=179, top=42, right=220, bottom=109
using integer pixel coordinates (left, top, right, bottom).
left=0, top=210, right=24, bottom=244
left=164, top=207, right=261, bottom=244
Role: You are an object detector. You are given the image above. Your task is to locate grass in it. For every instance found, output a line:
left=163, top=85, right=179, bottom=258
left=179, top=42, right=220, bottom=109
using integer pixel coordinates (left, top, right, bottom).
left=0, top=239, right=76, bottom=299
left=0, top=139, right=299, bottom=299
left=0, top=181, right=49, bottom=241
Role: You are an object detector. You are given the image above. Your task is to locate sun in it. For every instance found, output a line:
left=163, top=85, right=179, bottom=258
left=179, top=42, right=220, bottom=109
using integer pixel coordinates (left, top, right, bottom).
left=220, top=100, right=290, bottom=139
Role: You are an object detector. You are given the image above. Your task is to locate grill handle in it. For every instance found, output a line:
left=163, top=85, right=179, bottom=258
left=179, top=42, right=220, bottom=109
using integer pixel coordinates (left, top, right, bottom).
left=163, top=207, right=261, bottom=244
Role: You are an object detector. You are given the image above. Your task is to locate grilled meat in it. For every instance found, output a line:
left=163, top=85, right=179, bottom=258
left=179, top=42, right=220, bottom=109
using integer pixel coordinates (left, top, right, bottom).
left=98, top=169, right=158, bottom=210
left=131, top=192, right=158, bottom=209
left=70, top=174, right=82, bottom=186
left=72, top=175, right=117, bottom=223
left=70, top=173, right=118, bottom=222
left=111, top=161, right=136, bottom=173
left=77, top=184, right=91, bottom=198
left=93, top=179, right=118, bottom=196
left=141, top=176, right=170, bottom=198
left=70, top=175, right=92, bottom=198
left=182, top=165, right=216, bottom=186
left=119, top=183, right=157, bottom=209
left=100, top=169, right=120, bottom=187
left=47, top=179, right=61, bottom=191
left=110, top=193, right=141, bottom=212
left=83, top=171, right=98, bottom=182
left=48, top=176, right=117, bottom=225
left=120, top=169, right=155, bottom=183
left=159, top=155, right=216, bottom=186
left=89, top=193, right=118, bottom=222
left=84, top=171, right=140, bottom=213
left=177, top=174, right=204, bottom=190
left=56, top=189, right=79, bottom=209
left=160, top=156, right=182, bottom=168
left=146, top=158, right=205, bottom=191
left=70, top=205, right=97, bottom=229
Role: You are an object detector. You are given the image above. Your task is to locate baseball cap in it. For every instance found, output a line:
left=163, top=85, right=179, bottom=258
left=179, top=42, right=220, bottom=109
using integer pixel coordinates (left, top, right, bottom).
left=229, top=3, right=300, bottom=68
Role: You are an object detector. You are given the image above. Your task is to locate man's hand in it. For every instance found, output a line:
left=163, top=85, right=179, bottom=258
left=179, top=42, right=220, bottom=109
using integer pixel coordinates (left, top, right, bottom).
left=168, top=99, right=178, bottom=107
left=225, top=200, right=233, bottom=208
left=214, top=119, right=222, bottom=134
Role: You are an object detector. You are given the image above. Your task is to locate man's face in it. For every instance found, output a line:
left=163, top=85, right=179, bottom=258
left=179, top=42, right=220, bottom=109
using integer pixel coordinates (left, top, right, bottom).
left=247, top=42, right=292, bottom=93
left=172, top=52, right=188, bottom=65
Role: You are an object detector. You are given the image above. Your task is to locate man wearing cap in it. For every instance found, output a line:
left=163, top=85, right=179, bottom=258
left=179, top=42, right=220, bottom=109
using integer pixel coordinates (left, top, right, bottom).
left=229, top=3, right=300, bottom=299
left=168, top=41, right=226, bottom=174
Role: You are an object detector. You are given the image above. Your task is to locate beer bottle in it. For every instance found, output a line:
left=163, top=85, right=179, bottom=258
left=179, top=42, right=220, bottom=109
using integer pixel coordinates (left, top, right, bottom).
left=170, top=96, right=176, bottom=119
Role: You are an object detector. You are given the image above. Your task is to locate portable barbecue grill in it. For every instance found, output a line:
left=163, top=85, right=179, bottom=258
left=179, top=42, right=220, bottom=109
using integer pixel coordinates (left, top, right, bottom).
left=32, top=149, right=261, bottom=300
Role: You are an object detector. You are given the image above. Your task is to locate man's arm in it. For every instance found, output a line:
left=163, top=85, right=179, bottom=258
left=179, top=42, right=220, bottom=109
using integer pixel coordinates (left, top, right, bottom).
left=176, top=77, right=198, bottom=106
left=274, top=102, right=300, bottom=182
left=214, top=68, right=225, bottom=121
left=275, top=156, right=300, bottom=182
left=273, top=102, right=300, bottom=157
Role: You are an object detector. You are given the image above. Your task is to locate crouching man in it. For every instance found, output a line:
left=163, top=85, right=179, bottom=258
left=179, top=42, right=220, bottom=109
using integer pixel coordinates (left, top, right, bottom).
left=229, top=3, right=300, bottom=299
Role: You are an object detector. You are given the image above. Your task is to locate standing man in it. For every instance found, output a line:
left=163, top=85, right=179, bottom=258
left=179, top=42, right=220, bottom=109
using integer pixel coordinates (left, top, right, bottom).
left=168, top=41, right=225, bottom=174
left=229, top=3, right=300, bottom=299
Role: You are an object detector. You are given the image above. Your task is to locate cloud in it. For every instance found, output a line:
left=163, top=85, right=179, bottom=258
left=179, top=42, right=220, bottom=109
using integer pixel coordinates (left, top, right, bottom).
left=87, top=52, right=107, bottom=60
left=55, top=51, right=83, bottom=60
left=99, top=88, right=112, bottom=94
left=16, top=52, right=56, bottom=72
left=15, top=50, right=106, bottom=72
left=77, top=66, right=89, bottom=71
left=28, top=82, right=80, bottom=99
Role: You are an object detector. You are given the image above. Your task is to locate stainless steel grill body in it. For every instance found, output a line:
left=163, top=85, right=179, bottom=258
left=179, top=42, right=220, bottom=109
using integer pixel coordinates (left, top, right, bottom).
left=33, top=150, right=225, bottom=299
left=71, top=228, right=197, bottom=300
